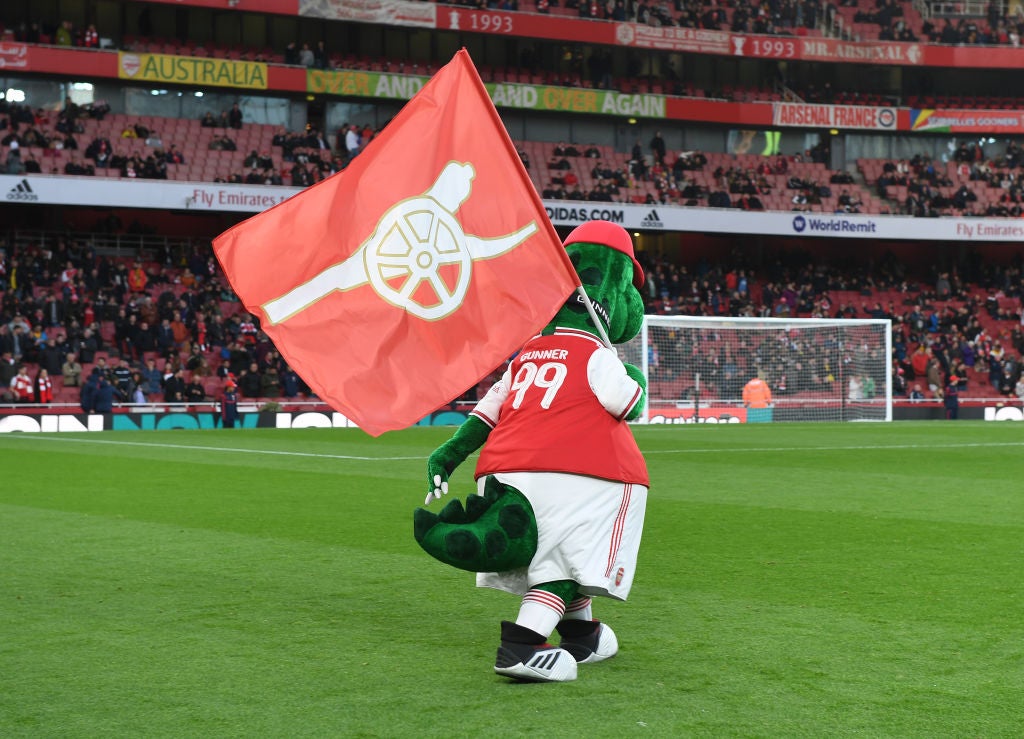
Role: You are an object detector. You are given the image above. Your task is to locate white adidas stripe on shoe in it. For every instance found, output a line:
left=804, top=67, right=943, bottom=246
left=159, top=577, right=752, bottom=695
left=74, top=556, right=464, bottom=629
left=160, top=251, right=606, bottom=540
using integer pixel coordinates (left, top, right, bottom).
left=494, top=644, right=578, bottom=682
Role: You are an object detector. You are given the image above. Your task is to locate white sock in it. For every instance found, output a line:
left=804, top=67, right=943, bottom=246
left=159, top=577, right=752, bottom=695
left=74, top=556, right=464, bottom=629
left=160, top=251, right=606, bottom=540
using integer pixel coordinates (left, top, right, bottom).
left=516, top=590, right=566, bottom=639
left=562, top=596, right=593, bottom=621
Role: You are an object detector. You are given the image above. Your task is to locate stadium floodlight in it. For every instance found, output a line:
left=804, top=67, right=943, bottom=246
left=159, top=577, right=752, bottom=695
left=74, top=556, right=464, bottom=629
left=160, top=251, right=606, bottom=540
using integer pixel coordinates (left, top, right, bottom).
left=620, top=315, right=893, bottom=424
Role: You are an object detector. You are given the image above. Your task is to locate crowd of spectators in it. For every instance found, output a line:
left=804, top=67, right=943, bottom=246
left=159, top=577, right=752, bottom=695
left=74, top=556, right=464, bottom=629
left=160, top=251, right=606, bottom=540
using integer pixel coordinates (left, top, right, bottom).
left=10, top=19, right=101, bottom=48
left=0, top=238, right=312, bottom=408
left=4, top=228, right=1022, bottom=410
left=534, top=139, right=875, bottom=212
left=919, top=7, right=1024, bottom=46
left=637, top=247, right=1024, bottom=402
left=867, top=144, right=1024, bottom=218
left=441, top=0, right=826, bottom=36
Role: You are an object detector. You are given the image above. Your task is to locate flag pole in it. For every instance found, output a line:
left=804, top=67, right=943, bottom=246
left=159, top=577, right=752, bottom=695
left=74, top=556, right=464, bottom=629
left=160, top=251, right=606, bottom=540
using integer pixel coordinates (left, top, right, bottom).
left=576, top=285, right=614, bottom=351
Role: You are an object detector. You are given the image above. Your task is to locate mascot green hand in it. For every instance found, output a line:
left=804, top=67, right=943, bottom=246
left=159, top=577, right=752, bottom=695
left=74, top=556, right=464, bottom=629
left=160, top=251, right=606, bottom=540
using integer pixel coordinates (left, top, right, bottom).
left=622, top=362, right=647, bottom=421
left=414, top=220, right=650, bottom=683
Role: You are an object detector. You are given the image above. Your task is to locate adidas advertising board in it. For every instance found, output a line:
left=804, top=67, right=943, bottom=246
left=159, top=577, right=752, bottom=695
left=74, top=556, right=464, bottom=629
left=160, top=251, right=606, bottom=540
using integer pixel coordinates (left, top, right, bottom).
left=6, top=178, right=38, bottom=202
left=2, top=175, right=1023, bottom=242
left=640, top=209, right=664, bottom=229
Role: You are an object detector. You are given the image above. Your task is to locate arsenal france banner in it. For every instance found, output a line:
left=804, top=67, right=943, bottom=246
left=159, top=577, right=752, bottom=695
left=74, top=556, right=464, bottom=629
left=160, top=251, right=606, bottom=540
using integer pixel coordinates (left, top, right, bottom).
left=213, top=49, right=579, bottom=436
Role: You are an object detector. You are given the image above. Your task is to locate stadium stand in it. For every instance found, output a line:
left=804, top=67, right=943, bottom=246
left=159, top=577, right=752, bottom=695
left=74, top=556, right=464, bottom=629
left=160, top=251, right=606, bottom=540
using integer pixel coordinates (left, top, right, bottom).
left=2, top=226, right=1021, bottom=410
left=2, top=0, right=1024, bottom=416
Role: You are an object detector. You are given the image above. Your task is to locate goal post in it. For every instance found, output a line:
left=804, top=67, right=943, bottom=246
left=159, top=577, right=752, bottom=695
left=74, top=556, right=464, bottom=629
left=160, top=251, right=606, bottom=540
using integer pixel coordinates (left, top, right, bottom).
left=620, top=316, right=893, bottom=424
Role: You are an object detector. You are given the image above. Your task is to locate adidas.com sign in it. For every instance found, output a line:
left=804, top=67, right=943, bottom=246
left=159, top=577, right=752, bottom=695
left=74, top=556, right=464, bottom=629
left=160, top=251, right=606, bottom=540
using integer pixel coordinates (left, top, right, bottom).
left=6, top=179, right=38, bottom=202
left=639, top=208, right=663, bottom=229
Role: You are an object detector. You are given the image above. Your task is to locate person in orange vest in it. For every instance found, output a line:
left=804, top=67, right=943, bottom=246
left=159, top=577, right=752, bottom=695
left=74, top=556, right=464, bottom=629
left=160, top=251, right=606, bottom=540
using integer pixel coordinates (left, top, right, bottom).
left=742, top=372, right=772, bottom=409
left=127, top=260, right=148, bottom=294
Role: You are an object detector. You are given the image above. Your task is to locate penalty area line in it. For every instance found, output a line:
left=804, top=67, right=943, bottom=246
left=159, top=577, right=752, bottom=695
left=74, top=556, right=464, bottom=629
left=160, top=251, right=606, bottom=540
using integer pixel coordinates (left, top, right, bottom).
left=0, top=434, right=423, bottom=461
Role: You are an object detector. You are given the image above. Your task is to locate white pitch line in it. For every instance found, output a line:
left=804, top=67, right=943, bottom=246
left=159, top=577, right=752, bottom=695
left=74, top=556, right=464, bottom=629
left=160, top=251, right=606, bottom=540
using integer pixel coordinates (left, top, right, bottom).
left=0, top=434, right=424, bottom=461
left=4, top=434, right=1024, bottom=461
left=645, top=441, right=1024, bottom=455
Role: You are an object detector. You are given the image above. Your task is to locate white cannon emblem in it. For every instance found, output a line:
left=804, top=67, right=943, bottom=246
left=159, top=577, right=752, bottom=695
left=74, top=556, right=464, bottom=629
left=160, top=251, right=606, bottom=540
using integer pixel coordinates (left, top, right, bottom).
left=262, top=162, right=539, bottom=324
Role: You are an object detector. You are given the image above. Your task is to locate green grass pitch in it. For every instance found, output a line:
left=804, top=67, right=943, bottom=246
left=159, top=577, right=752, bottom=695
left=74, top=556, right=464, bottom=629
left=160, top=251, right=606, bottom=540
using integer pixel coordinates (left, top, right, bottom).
left=2, top=422, right=1023, bottom=737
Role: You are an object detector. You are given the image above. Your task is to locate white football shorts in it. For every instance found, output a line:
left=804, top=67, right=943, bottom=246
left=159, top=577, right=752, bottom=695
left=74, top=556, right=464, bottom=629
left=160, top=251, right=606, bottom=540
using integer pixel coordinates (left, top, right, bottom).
left=475, top=471, right=648, bottom=602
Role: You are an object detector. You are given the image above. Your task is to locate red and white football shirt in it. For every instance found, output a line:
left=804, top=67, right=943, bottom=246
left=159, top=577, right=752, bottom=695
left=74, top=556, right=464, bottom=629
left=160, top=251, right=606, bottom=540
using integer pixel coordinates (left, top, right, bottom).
left=10, top=372, right=34, bottom=401
left=472, top=328, right=647, bottom=485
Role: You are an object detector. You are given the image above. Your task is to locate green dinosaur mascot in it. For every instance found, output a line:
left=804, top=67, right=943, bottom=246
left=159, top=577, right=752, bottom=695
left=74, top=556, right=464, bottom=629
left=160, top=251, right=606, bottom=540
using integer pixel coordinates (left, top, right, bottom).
left=413, top=220, right=649, bottom=683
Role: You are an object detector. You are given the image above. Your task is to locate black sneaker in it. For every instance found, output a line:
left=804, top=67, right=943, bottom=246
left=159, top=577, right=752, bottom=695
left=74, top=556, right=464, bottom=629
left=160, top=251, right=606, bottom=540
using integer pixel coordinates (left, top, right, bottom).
left=555, top=620, right=619, bottom=664
left=494, top=621, right=577, bottom=682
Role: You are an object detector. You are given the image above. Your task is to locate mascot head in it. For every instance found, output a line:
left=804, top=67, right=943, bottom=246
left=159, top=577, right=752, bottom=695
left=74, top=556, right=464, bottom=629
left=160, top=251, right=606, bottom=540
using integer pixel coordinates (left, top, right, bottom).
left=552, top=221, right=645, bottom=344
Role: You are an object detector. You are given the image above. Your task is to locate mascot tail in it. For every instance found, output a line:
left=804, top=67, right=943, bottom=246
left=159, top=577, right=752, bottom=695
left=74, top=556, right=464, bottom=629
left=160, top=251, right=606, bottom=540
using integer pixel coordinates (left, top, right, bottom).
left=413, top=476, right=538, bottom=573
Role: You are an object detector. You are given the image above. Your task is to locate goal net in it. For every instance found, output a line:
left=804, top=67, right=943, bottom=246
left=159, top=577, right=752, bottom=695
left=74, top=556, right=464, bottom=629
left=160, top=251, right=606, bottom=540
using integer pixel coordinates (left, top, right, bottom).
left=620, top=316, right=892, bottom=424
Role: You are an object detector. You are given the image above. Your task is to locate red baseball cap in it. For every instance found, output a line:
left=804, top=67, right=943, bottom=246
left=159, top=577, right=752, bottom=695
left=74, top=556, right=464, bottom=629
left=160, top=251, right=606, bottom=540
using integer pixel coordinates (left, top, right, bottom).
left=563, top=221, right=645, bottom=289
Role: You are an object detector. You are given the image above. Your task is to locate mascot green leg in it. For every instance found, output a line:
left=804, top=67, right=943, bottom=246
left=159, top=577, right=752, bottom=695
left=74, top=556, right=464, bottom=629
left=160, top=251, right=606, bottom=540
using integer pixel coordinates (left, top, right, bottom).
left=413, top=476, right=538, bottom=573
left=534, top=580, right=577, bottom=606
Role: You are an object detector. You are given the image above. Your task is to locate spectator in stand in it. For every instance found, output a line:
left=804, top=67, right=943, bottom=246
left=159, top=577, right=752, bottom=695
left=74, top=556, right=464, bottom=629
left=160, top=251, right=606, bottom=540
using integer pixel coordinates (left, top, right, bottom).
left=141, top=357, right=162, bottom=396
left=893, top=365, right=908, bottom=396
left=238, top=314, right=258, bottom=345
left=35, top=368, right=53, bottom=404
left=0, top=350, right=16, bottom=401
left=38, top=336, right=63, bottom=376
left=94, top=374, right=116, bottom=413
left=200, top=112, right=217, bottom=128
left=153, top=315, right=174, bottom=352
left=163, top=368, right=186, bottom=402
left=280, top=364, right=301, bottom=398
left=925, top=352, right=944, bottom=394
left=909, top=343, right=929, bottom=380
left=260, top=364, right=280, bottom=397
left=298, top=43, right=315, bottom=67
left=238, top=361, right=263, bottom=398
left=129, top=319, right=152, bottom=355
left=6, top=146, right=24, bottom=175
left=345, top=124, right=361, bottom=158
left=55, top=20, right=73, bottom=46
left=165, top=144, right=185, bottom=165
left=313, top=40, right=328, bottom=69
left=209, top=135, right=237, bottom=152
left=62, top=352, right=82, bottom=387
left=649, top=131, right=667, bottom=166
left=131, top=375, right=147, bottom=404
left=227, top=103, right=243, bottom=130
left=168, top=310, right=189, bottom=351
left=110, top=356, right=134, bottom=398
left=127, top=261, right=148, bottom=294
left=77, top=327, right=98, bottom=364
left=82, top=24, right=99, bottom=48
left=185, top=376, right=206, bottom=401
left=9, top=364, right=34, bottom=402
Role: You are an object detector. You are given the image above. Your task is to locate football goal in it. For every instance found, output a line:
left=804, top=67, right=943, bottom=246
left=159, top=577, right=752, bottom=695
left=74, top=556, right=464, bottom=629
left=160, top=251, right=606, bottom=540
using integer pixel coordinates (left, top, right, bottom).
left=620, top=315, right=893, bottom=423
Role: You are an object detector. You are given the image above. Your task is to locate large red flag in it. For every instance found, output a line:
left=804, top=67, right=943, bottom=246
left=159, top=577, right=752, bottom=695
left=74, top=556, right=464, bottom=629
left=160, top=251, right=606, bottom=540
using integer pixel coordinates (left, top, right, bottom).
left=213, top=49, right=579, bottom=436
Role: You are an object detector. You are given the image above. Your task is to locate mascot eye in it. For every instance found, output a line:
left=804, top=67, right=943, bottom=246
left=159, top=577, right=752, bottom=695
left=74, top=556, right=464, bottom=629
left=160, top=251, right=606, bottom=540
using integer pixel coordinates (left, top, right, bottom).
left=578, top=267, right=602, bottom=284
left=569, top=253, right=581, bottom=268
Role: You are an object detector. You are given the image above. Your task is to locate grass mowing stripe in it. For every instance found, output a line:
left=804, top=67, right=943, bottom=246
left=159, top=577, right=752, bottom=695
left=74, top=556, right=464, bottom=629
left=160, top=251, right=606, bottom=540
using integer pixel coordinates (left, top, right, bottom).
left=646, top=440, right=1024, bottom=454
left=6, top=427, right=1024, bottom=459
left=0, top=433, right=424, bottom=461
left=2, top=422, right=1023, bottom=736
